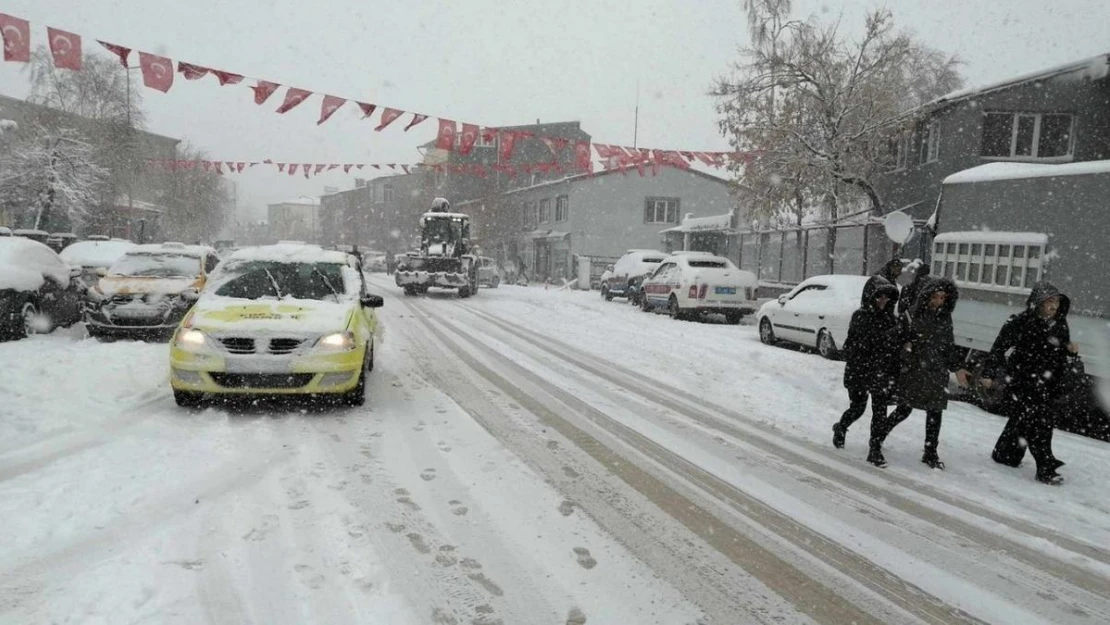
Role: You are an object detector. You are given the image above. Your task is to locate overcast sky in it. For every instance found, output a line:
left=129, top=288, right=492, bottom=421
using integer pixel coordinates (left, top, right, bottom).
left=1, top=0, right=1107, bottom=222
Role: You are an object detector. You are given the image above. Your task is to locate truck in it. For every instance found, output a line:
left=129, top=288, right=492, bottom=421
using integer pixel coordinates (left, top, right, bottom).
left=931, top=160, right=1110, bottom=439
left=394, top=198, right=480, bottom=298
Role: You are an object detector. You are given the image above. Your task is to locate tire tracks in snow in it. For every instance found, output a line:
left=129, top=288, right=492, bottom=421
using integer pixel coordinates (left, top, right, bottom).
left=461, top=303, right=1110, bottom=576
left=400, top=296, right=982, bottom=625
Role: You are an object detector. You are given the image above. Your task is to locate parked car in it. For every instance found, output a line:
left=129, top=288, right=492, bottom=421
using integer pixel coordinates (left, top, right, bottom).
left=640, top=253, right=758, bottom=324
left=13, top=229, right=50, bottom=244
left=60, top=239, right=136, bottom=285
left=0, top=237, right=85, bottom=341
left=756, top=275, right=872, bottom=359
left=46, top=232, right=78, bottom=252
left=477, top=256, right=502, bottom=288
left=0, top=227, right=12, bottom=237
left=85, top=242, right=220, bottom=341
left=603, top=249, right=667, bottom=304
left=168, top=244, right=383, bottom=407
left=86, top=235, right=110, bottom=241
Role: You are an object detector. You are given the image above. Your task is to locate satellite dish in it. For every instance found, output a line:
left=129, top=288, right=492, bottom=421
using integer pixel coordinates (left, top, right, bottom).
left=883, top=211, right=914, bottom=245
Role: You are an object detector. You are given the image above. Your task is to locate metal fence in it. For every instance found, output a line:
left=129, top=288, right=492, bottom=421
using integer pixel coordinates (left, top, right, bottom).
left=737, top=222, right=930, bottom=291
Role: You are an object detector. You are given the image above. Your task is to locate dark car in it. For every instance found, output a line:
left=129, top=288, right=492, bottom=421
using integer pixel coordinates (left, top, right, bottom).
left=0, top=237, right=86, bottom=340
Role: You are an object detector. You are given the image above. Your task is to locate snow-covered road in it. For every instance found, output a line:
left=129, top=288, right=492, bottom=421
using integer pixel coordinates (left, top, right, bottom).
left=1, top=278, right=1107, bottom=625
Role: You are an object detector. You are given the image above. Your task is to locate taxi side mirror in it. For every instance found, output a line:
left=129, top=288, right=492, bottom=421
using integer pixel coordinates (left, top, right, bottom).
left=361, top=294, right=384, bottom=308
left=96, top=267, right=108, bottom=277
left=777, top=294, right=788, bottom=305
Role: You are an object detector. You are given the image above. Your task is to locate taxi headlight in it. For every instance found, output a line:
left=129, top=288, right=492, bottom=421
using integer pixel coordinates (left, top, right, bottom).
left=315, top=331, right=356, bottom=352
left=176, top=328, right=208, bottom=351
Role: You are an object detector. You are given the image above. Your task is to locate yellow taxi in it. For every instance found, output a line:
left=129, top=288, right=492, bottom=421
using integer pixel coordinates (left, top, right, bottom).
left=169, top=244, right=382, bottom=407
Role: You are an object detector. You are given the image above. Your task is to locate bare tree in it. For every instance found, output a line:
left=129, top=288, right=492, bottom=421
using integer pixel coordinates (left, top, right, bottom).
left=155, top=144, right=232, bottom=243
left=0, top=123, right=108, bottom=231
left=715, top=9, right=963, bottom=228
left=25, top=47, right=143, bottom=126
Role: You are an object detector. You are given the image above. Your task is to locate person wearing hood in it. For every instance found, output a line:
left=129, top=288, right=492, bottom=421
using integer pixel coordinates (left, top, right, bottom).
left=832, top=276, right=901, bottom=449
left=982, top=282, right=1077, bottom=485
left=898, top=262, right=931, bottom=317
left=863, top=258, right=903, bottom=315
left=869, top=277, right=971, bottom=469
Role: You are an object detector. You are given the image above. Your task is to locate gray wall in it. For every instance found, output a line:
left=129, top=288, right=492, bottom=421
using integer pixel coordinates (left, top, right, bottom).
left=879, top=71, right=1110, bottom=220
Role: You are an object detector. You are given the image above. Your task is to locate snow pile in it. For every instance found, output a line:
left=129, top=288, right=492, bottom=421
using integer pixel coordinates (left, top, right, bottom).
left=59, top=240, right=136, bottom=269
left=944, top=160, right=1110, bottom=184
left=0, top=237, right=70, bottom=292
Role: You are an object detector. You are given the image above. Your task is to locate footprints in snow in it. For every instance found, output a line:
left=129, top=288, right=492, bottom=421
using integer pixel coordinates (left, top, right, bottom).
left=558, top=500, right=577, bottom=517
left=437, top=440, right=453, bottom=453
left=573, top=547, right=597, bottom=570
left=421, top=468, right=438, bottom=481
left=407, top=532, right=432, bottom=554
left=449, top=500, right=469, bottom=516
left=396, top=487, right=422, bottom=511
left=293, top=563, right=326, bottom=589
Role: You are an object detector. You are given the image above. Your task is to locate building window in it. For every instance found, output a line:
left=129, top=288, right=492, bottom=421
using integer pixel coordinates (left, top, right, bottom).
left=981, top=112, right=1074, bottom=160
left=889, top=132, right=910, bottom=171
left=932, top=234, right=1047, bottom=293
left=644, top=197, right=679, bottom=224
left=920, top=122, right=940, bottom=164
left=555, top=195, right=569, bottom=222
left=539, top=198, right=551, bottom=224
left=524, top=201, right=538, bottom=228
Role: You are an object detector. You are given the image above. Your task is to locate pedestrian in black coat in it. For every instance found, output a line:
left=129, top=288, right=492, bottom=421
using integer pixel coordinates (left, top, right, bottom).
left=898, top=263, right=931, bottom=317
left=863, top=259, right=903, bottom=316
left=869, top=277, right=971, bottom=469
left=832, top=276, right=901, bottom=449
left=982, top=282, right=1077, bottom=485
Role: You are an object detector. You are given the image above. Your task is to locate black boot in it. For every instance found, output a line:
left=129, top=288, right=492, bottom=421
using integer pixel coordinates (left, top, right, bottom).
left=832, top=423, right=847, bottom=449
left=867, top=445, right=887, bottom=468
left=1036, top=470, right=1063, bottom=485
left=922, top=449, right=945, bottom=470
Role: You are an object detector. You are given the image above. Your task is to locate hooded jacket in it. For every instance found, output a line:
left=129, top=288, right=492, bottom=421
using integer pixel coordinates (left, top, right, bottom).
left=895, top=277, right=963, bottom=411
left=982, top=282, right=1073, bottom=403
left=842, top=276, right=902, bottom=392
left=863, top=259, right=903, bottom=318
left=898, top=263, right=931, bottom=317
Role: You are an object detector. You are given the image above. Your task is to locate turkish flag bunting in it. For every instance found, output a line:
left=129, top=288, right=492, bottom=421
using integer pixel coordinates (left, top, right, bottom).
left=458, top=123, right=479, bottom=156
left=214, top=162, right=224, bottom=175
left=519, top=164, right=533, bottom=175
left=435, top=119, right=457, bottom=151
left=404, top=113, right=429, bottom=132
left=276, top=88, right=312, bottom=114
left=315, top=164, right=326, bottom=174
left=356, top=165, right=364, bottom=169
left=211, top=70, right=243, bottom=86
left=387, top=164, right=397, bottom=170
left=540, top=138, right=558, bottom=157
left=178, top=62, right=209, bottom=80
left=375, top=108, right=403, bottom=131
left=276, top=163, right=285, bottom=172
left=1, top=14, right=31, bottom=62
left=237, top=163, right=246, bottom=173
left=97, top=41, right=131, bottom=67
left=574, top=141, right=593, bottom=173
left=498, top=131, right=518, bottom=161
left=288, top=164, right=298, bottom=175
left=303, top=164, right=312, bottom=177
left=472, top=165, right=488, bottom=178
left=402, top=165, right=411, bottom=174
left=318, top=95, right=346, bottom=125
left=181, top=160, right=195, bottom=170
left=481, top=128, right=498, bottom=143
left=680, top=151, right=697, bottom=162
left=252, top=80, right=280, bottom=105
left=201, top=161, right=211, bottom=173
left=139, top=52, right=174, bottom=93
left=327, top=164, right=340, bottom=171
left=372, top=164, right=381, bottom=170
left=226, top=161, right=236, bottom=171
left=592, top=144, right=611, bottom=159
left=47, top=27, right=82, bottom=70
left=357, top=102, right=376, bottom=118
left=343, top=164, right=353, bottom=173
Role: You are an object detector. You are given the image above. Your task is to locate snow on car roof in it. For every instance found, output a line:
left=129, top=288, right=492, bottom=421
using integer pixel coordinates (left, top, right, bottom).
left=59, top=240, right=136, bottom=268
left=225, top=244, right=352, bottom=265
left=943, top=160, right=1110, bottom=185
left=128, top=243, right=213, bottom=257
left=0, top=236, right=69, bottom=291
left=797, top=274, right=871, bottom=299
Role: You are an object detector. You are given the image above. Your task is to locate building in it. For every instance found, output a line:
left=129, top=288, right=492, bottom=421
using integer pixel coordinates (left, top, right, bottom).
left=457, top=166, right=736, bottom=282
left=877, top=53, right=1110, bottom=221
left=0, top=93, right=180, bottom=236
left=318, top=172, right=426, bottom=258
left=267, top=197, right=322, bottom=243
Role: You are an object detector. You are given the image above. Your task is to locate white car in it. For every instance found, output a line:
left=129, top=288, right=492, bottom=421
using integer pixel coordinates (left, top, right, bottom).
left=477, top=256, right=502, bottom=288
left=602, top=249, right=667, bottom=303
left=639, top=253, right=757, bottom=324
left=60, top=239, right=136, bottom=285
left=756, top=275, right=872, bottom=359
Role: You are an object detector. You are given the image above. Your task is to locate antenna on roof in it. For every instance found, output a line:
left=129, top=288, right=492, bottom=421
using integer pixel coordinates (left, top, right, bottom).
left=633, top=79, right=640, bottom=149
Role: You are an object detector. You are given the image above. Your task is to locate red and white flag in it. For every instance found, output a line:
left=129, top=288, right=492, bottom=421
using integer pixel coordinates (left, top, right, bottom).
left=435, top=119, right=457, bottom=151
left=680, top=151, right=697, bottom=162
left=97, top=41, right=131, bottom=67
left=201, top=161, right=212, bottom=173
left=288, top=164, right=299, bottom=176
left=276, top=88, right=312, bottom=114
left=226, top=161, right=236, bottom=171
left=327, top=164, right=340, bottom=171
left=139, top=52, right=174, bottom=93
left=404, top=113, right=429, bottom=131
left=314, top=164, right=326, bottom=174
left=47, top=27, right=81, bottom=70
left=236, top=163, right=246, bottom=173
left=303, top=164, right=313, bottom=177
left=214, top=162, right=224, bottom=175
left=402, top=165, right=411, bottom=174
left=1, top=14, right=31, bottom=62
left=343, top=164, right=354, bottom=173
left=574, top=141, right=593, bottom=173
left=458, top=123, right=479, bottom=156
left=371, top=164, right=380, bottom=170
left=211, top=70, right=243, bottom=86
left=252, top=80, right=280, bottom=105
left=357, top=102, right=377, bottom=118
left=498, top=130, right=518, bottom=161
left=277, top=163, right=286, bottom=172
left=375, top=108, right=403, bottom=131
left=177, top=61, right=208, bottom=81
left=542, top=137, right=569, bottom=157
left=317, top=95, right=346, bottom=125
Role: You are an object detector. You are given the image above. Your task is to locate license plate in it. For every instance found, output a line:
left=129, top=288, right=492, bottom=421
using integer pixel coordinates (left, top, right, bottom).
left=715, top=286, right=736, bottom=295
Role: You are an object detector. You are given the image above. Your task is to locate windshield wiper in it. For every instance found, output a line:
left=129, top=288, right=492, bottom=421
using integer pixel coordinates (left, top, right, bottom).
left=262, top=268, right=284, bottom=298
left=312, top=267, right=340, bottom=298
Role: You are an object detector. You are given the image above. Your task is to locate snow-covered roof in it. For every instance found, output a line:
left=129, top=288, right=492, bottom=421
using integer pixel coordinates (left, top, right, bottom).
left=933, top=231, right=1049, bottom=246
left=225, top=244, right=351, bottom=265
left=14, top=229, right=49, bottom=236
left=273, top=196, right=321, bottom=206
left=929, top=53, right=1109, bottom=108
left=943, top=160, right=1110, bottom=185
left=660, top=212, right=733, bottom=234
left=128, top=243, right=213, bottom=258
left=59, top=240, right=136, bottom=268
left=0, top=237, right=69, bottom=292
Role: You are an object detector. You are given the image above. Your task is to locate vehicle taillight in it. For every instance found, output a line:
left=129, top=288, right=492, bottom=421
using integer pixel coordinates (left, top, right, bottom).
left=698, top=284, right=708, bottom=299
left=688, top=285, right=698, bottom=299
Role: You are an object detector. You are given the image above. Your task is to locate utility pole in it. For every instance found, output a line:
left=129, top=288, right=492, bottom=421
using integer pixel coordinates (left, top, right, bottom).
left=633, top=80, right=640, bottom=149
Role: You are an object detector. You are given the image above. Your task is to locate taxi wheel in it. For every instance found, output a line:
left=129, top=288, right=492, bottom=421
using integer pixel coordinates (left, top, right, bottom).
left=366, top=340, right=375, bottom=373
left=344, top=355, right=368, bottom=407
left=173, top=389, right=204, bottom=408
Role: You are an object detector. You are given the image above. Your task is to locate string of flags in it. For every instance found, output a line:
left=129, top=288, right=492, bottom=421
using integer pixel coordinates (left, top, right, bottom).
left=1, top=11, right=756, bottom=172
left=145, top=158, right=699, bottom=179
